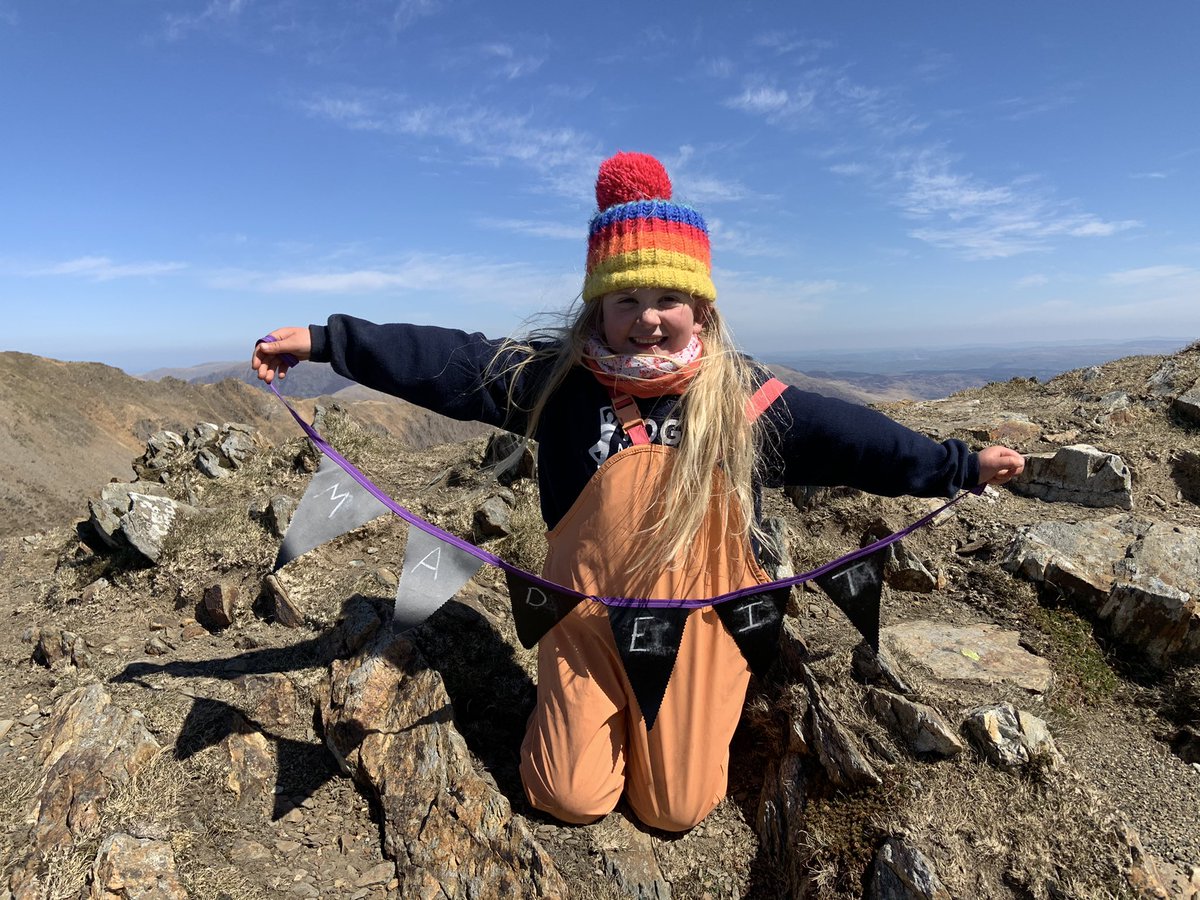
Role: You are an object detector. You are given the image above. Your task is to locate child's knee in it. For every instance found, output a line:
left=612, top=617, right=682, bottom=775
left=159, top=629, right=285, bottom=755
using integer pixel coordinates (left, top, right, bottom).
left=626, top=792, right=719, bottom=833
left=520, top=754, right=622, bottom=825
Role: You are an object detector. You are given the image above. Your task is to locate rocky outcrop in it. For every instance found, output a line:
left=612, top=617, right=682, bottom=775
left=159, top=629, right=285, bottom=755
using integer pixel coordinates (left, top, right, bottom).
left=318, top=627, right=566, bottom=898
left=1005, top=516, right=1200, bottom=667
left=10, top=686, right=161, bottom=898
left=866, top=838, right=951, bottom=900
left=88, top=481, right=197, bottom=563
left=86, top=833, right=188, bottom=900
left=1010, top=444, right=1132, bottom=509
left=881, top=621, right=1054, bottom=693
left=865, top=687, right=964, bottom=757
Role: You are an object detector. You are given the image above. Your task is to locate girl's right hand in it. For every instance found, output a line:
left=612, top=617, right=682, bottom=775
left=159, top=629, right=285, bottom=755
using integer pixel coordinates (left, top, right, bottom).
left=252, top=327, right=312, bottom=383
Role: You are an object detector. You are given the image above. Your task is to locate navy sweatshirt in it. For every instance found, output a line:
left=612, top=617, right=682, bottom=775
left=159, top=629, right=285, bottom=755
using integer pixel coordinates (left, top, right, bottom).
left=309, top=315, right=979, bottom=530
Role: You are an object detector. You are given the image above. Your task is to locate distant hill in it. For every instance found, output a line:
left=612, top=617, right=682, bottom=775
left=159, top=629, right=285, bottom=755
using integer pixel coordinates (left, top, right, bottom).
left=0, top=352, right=488, bottom=539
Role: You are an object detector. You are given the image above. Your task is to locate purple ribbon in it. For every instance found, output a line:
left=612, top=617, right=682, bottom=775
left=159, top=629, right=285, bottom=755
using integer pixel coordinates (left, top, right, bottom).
left=256, top=335, right=981, bottom=609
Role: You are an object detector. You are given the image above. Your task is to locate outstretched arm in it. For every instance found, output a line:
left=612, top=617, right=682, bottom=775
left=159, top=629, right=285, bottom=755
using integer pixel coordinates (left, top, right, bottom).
left=976, top=445, right=1025, bottom=486
left=251, top=327, right=312, bottom=384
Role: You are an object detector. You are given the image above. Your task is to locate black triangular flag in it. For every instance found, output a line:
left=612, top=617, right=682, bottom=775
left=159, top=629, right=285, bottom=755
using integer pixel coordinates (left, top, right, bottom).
left=814, top=550, right=886, bottom=651
left=607, top=606, right=691, bottom=731
left=505, top=571, right=584, bottom=649
left=715, top=588, right=789, bottom=679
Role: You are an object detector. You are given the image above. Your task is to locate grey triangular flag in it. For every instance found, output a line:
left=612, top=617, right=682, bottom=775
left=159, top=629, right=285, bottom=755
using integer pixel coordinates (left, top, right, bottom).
left=393, top=524, right=483, bottom=630
left=274, top=456, right=389, bottom=569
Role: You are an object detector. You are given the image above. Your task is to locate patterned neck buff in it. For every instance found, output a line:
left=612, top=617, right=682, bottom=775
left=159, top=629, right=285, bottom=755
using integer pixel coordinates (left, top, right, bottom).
left=582, top=334, right=704, bottom=398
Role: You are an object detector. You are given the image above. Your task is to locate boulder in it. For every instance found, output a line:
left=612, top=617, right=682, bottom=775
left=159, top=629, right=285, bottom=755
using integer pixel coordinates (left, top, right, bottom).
left=1010, top=444, right=1132, bottom=509
left=87, top=482, right=168, bottom=550
left=201, top=582, right=239, bottom=629
left=86, top=833, right=188, bottom=900
left=1173, top=380, right=1200, bottom=426
left=142, top=430, right=185, bottom=468
left=961, top=702, right=1063, bottom=770
left=881, top=621, right=1053, bottom=694
left=218, top=423, right=258, bottom=468
left=121, top=493, right=193, bottom=564
left=318, top=628, right=566, bottom=898
left=28, top=686, right=160, bottom=856
left=866, top=837, right=951, bottom=900
left=195, top=448, right=231, bottom=479
left=185, top=422, right=219, bottom=448
left=1004, top=516, right=1200, bottom=667
left=865, top=687, right=964, bottom=757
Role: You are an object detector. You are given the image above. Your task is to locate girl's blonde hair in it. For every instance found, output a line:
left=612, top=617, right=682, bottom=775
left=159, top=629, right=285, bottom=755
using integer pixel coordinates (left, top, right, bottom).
left=490, top=297, right=764, bottom=570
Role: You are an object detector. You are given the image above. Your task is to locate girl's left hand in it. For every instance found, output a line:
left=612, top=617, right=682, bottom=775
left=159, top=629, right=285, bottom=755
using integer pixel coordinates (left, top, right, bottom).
left=977, top=446, right=1026, bottom=486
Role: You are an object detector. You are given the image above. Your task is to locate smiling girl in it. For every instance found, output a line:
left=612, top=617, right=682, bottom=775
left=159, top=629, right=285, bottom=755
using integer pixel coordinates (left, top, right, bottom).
left=253, top=151, right=1024, bottom=832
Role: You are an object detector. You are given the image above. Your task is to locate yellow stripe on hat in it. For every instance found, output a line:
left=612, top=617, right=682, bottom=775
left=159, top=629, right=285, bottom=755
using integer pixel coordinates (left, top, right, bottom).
left=583, top=249, right=717, bottom=303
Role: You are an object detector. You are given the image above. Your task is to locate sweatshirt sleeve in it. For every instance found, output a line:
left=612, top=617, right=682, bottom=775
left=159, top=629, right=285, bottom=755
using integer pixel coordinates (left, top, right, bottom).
left=761, top=385, right=980, bottom=498
left=308, top=315, right=537, bottom=431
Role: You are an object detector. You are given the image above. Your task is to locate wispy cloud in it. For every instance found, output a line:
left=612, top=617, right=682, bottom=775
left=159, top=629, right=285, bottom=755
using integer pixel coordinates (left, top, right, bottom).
left=162, top=0, right=246, bottom=42
left=474, top=217, right=579, bottom=240
left=391, top=0, right=444, bottom=33
left=302, top=90, right=600, bottom=179
left=996, top=85, right=1080, bottom=121
left=1017, top=274, right=1049, bottom=288
left=1105, top=264, right=1196, bottom=286
left=1131, top=170, right=1170, bottom=180
left=479, top=42, right=545, bottom=80
left=26, top=256, right=187, bottom=281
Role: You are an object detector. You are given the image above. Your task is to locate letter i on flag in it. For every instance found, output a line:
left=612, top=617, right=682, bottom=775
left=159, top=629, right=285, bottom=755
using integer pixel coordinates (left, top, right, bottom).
left=392, top=524, right=483, bottom=630
left=814, top=550, right=887, bottom=652
left=275, top=456, right=390, bottom=570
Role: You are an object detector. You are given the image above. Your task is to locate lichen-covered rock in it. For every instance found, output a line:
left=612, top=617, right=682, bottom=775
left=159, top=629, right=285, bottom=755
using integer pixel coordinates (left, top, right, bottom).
left=962, top=702, right=1063, bottom=770
left=1010, top=444, right=1132, bottom=509
left=121, top=493, right=193, bottom=563
left=218, top=423, right=258, bottom=468
left=866, top=837, right=951, bottom=900
left=866, top=687, right=964, bottom=757
left=319, top=628, right=566, bottom=898
left=87, top=832, right=188, bottom=900
left=882, top=621, right=1053, bottom=694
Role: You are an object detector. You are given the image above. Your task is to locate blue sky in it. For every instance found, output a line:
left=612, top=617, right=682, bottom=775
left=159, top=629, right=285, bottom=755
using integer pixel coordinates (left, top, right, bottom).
left=2, top=1, right=1197, bottom=374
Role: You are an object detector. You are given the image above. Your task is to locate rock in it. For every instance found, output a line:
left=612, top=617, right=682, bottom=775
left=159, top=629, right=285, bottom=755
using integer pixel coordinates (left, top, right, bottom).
left=265, top=574, right=305, bottom=628
left=1148, top=359, right=1192, bottom=398
left=319, top=628, right=566, bottom=898
left=145, top=636, right=172, bottom=656
left=223, top=724, right=276, bottom=809
left=142, top=430, right=185, bottom=468
left=185, top=422, right=220, bottom=448
left=267, top=495, right=298, bottom=538
left=969, top=418, right=1042, bottom=446
left=27, top=686, right=160, bottom=855
left=852, top=643, right=914, bottom=695
left=1116, top=822, right=1197, bottom=900
left=1004, top=516, right=1200, bottom=668
left=866, top=837, right=951, bottom=900
left=86, top=833, right=188, bottom=900
left=1043, top=428, right=1080, bottom=444
left=201, top=582, right=239, bottom=629
left=865, top=688, right=964, bottom=757
left=595, top=815, right=671, bottom=900
left=474, top=495, right=513, bottom=538
left=484, top=432, right=536, bottom=484
left=87, top=482, right=168, bottom=550
left=121, top=493, right=194, bottom=564
left=882, top=621, right=1053, bottom=694
left=757, top=751, right=808, bottom=896
left=961, top=703, right=1063, bottom=770
left=886, top=543, right=938, bottom=593
left=195, top=448, right=231, bottom=479
left=219, top=423, right=258, bottom=468
left=759, top=516, right=794, bottom=581
left=32, top=628, right=87, bottom=669
left=233, top=673, right=301, bottom=732
left=798, top=664, right=881, bottom=789
left=1010, top=444, right=1132, bottom=509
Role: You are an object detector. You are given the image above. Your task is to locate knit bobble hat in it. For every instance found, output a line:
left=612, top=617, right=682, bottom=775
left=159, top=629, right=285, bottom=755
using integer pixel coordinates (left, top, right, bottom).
left=582, top=152, right=716, bottom=303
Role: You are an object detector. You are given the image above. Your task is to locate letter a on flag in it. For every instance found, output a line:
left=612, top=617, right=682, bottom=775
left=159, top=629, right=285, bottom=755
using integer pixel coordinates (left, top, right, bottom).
left=393, top=524, right=483, bottom=630
left=275, top=456, right=389, bottom=569
left=814, top=549, right=886, bottom=651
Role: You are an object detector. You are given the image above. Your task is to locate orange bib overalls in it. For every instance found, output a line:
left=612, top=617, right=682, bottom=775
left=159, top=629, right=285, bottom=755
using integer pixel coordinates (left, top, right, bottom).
left=519, top=382, right=783, bottom=831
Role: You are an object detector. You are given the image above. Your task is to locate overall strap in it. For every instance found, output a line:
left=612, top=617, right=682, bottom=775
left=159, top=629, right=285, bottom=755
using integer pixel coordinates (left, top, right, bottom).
left=746, top=377, right=787, bottom=422
left=608, top=387, right=651, bottom=445
left=609, top=376, right=787, bottom=446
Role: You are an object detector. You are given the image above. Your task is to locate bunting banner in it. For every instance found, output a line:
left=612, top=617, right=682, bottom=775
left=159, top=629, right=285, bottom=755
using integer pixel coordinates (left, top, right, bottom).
left=814, top=549, right=887, bottom=652
left=274, top=455, right=389, bottom=570
left=257, top=337, right=983, bottom=728
left=713, top=587, right=791, bottom=678
left=393, top=523, right=484, bottom=630
left=506, top=571, right=584, bottom=649
left=607, top=605, right=692, bottom=731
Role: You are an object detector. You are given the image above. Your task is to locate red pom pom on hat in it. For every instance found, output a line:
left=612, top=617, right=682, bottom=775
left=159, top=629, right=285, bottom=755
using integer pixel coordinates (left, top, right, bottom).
left=595, top=152, right=672, bottom=209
